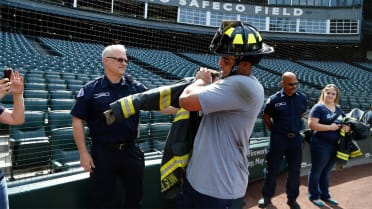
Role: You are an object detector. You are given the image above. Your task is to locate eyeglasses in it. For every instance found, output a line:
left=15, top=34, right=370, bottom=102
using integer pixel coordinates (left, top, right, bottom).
left=106, top=57, right=128, bottom=64
left=288, top=82, right=299, bottom=86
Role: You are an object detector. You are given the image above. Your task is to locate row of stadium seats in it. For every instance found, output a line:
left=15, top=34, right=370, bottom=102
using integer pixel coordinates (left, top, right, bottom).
left=2, top=32, right=372, bottom=98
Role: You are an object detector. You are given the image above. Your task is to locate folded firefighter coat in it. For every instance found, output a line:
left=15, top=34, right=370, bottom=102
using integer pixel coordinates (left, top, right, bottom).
left=336, top=129, right=363, bottom=165
left=336, top=116, right=370, bottom=165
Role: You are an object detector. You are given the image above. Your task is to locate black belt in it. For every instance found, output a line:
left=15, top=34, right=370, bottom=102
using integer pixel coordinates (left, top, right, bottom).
left=94, top=141, right=134, bottom=151
left=287, top=132, right=297, bottom=138
left=276, top=131, right=299, bottom=139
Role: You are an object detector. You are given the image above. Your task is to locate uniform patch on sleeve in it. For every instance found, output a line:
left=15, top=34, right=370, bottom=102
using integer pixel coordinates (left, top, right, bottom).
left=76, top=88, right=84, bottom=98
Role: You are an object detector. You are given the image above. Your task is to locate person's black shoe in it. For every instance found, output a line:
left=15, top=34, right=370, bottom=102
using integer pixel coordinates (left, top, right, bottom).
left=287, top=199, right=301, bottom=209
left=258, top=197, right=271, bottom=208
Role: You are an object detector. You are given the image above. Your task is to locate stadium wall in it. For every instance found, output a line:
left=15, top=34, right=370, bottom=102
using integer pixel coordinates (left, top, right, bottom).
left=7, top=134, right=372, bottom=209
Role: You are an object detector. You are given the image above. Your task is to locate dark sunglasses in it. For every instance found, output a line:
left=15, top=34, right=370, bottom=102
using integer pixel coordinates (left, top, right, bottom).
left=288, top=82, right=299, bottom=86
left=107, top=57, right=128, bottom=64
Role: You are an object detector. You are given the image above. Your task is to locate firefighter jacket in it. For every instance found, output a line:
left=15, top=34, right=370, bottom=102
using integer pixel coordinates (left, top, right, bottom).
left=343, top=117, right=370, bottom=140
left=336, top=126, right=363, bottom=165
left=160, top=108, right=201, bottom=199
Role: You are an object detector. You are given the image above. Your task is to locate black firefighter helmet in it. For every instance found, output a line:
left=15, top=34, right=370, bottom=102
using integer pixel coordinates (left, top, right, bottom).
left=209, top=20, right=274, bottom=65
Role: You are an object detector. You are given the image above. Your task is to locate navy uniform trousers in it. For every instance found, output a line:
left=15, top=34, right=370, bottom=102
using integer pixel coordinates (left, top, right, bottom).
left=90, top=142, right=145, bottom=209
left=261, top=132, right=303, bottom=200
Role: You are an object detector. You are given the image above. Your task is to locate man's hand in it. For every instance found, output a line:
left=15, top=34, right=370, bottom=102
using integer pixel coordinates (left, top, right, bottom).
left=9, top=71, right=24, bottom=95
left=80, top=151, right=95, bottom=173
left=195, top=67, right=213, bottom=84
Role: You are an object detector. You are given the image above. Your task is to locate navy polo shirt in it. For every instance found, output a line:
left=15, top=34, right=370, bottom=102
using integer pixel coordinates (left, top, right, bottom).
left=70, top=75, right=147, bottom=144
left=264, top=90, right=307, bottom=133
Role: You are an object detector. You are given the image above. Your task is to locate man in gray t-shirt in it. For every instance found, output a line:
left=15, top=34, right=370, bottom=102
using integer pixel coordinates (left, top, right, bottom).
left=179, top=20, right=274, bottom=208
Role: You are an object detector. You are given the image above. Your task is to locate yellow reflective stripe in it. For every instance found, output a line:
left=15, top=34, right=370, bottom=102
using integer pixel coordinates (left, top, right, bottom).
left=224, top=27, right=235, bottom=37
left=160, top=153, right=190, bottom=180
left=350, top=150, right=363, bottom=158
left=247, top=33, right=257, bottom=44
left=257, top=32, right=262, bottom=42
left=119, top=97, right=136, bottom=118
left=159, top=86, right=171, bottom=110
left=233, top=34, right=243, bottom=45
left=336, top=151, right=349, bottom=160
left=173, top=108, right=189, bottom=122
left=339, top=129, right=345, bottom=136
left=160, top=153, right=190, bottom=179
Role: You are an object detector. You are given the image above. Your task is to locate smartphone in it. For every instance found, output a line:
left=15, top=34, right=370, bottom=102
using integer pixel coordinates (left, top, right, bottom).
left=3, top=69, right=12, bottom=79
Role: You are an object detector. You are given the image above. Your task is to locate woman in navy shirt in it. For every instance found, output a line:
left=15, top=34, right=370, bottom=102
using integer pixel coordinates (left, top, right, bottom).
left=307, top=84, right=350, bottom=207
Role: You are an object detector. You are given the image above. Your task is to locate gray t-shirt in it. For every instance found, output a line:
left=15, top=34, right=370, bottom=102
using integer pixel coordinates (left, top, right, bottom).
left=186, top=74, right=264, bottom=199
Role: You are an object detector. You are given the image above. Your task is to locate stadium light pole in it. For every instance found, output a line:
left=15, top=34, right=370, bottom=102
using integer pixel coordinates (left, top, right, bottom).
left=144, top=2, right=148, bottom=19
left=111, top=0, right=114, bottom=14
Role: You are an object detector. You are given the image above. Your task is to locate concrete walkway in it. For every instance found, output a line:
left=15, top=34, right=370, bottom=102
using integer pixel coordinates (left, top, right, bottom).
left=243, top=162, right=372, bottom=209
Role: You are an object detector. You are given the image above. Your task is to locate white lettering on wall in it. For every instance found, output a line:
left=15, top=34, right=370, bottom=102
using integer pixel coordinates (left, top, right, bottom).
left=254, top=6, right=303, bottom=16
left=212, top=2, right=220, bottom=10
left=248, top=149, right=267, bottom=157
left=179, top=0, right=187, bottom=6
left=255, top=6, right=262, bottom=14
left=189, top=0, right=199, bottom=8
left=294, top=8, right=303, bottom=16
left=272, top=7, right=279, bottom=15
left=202, top=0, right=209, bottom=9
left=149, top=0, right=304, bottom=17
left=236, top=4, right=245, bottom=12
left=223, top=3, right=232, bottom=11
left=283, top=8, right=290, bottom=16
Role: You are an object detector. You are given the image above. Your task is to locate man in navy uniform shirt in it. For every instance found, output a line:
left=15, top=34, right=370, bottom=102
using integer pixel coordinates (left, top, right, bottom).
left=258, top=72, right=307, bottom=209
left=71, top=44, right=147, bottom=209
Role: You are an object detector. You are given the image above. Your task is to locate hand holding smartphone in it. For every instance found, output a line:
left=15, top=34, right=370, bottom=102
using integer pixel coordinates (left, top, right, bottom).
left=3, top=68, right=13, bottom=80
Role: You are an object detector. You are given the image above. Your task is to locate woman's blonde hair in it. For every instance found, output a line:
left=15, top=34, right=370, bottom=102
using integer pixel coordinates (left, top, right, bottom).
left=318, top=84, right=340, bottom=105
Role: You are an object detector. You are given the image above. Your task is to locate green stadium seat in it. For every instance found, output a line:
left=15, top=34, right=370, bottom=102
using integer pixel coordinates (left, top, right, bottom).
left=150, top=111, right=173, bottom=123
left=49, top=98, right=75, bottom=111
left=49, top=127, right=80, bottom=172
left=25, top=82, right=47, bottom=91
left=24, top=90, right=49, bottom=99
left=47, top=110, right=72, bottom=134
left=49, top=90, right=74, bottom=99
left=9, top=111, right=50, bottom=169
left=47, top=83, right=67, bottom=91
left=24, top=98, right=49, bottom=112
left=150, top=122, right=171, bottom=140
